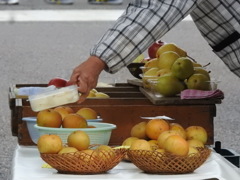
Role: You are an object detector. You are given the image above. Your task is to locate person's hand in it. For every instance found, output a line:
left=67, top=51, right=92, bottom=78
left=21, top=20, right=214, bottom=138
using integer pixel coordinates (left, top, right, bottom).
left=69, top=56, right=106, bottom=103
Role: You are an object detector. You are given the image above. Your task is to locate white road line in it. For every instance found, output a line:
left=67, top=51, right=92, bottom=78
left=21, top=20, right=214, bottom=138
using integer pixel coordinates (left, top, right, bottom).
left=0, top=10, right=192, bottom=22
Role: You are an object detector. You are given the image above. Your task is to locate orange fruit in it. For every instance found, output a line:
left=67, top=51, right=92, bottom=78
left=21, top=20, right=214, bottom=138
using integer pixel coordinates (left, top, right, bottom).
left=67, top=130, right=90, bottom=150
left=130, top=139, right=152, bottom=151
left=163, top=135, right=189, bottom=156
left=37, top=109, right=62, bottom=128
left=76, top=107, right=98, bottom=120
left=62, top=114, right=87, bottom=128
left=37, top=134, right=62, bottom=154
left=54, top=106, right=74, bottom=119
left=145, top=119, right=170, bottom=140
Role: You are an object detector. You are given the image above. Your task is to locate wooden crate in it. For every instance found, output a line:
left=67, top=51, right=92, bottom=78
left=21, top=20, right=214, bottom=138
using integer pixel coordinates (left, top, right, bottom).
left=8, top=83, right=222, bottom=146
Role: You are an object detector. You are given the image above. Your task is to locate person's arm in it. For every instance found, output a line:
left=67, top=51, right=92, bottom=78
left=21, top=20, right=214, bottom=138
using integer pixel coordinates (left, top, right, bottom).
left=70, top=0, right=203, bottom=102
left=91, top=0, right=204, bottom=73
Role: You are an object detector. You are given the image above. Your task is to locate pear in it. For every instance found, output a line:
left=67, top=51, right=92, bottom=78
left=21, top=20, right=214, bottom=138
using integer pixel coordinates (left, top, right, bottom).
left=187, top=73, right=210, bottom=90
left=130, top=121, right=148, bottom=139
left=156, top=68, right=172, bottom=77
left=142, top=68, right=159, bottom=89
left=157, top=51, right=180, bottom=69
left=156, top=43, right=187, bottom=58
left=143, top=67, right=159, bottom=76
left=132, top=54, right=145, bottom=63
left=95, top=92, right=110, bottom=98
left=155, top=74, right=185, bottom=97
left=171, top=57, right=194, bottom=80
left=192, top=62, right=202, bottom=67
left=144, top=58, right=159, bottom=68
left=194, top=67, right=210, bottom=80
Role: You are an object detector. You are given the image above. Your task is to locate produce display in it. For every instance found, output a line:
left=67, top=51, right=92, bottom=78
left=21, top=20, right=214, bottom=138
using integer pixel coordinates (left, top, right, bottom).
left=37, top=132, right=126, bottom=174
left=123, top=118, right=208, bottom=156
left=122, top=117, right=211, bottom=173
left=36, top=106, right=99, bottom=128
left=131, top=41, right=214, bottom=97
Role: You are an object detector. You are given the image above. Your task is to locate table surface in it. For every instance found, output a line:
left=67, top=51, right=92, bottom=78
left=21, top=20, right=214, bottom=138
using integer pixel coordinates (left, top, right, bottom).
left=10, top=145, right=240, bottom=180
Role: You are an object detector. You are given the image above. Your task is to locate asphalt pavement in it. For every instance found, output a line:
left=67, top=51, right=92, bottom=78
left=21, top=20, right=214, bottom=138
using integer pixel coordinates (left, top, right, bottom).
left=1, top=0, right=240, bottom=179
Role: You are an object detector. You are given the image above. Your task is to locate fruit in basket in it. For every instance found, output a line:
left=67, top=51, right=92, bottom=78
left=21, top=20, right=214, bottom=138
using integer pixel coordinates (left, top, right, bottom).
left=171, top=57, right=194, bottom=80
left=188, top=146, right=200, bottom=157
left=48, top=77, right=68, bottom=88
left=37, top=109, right=62, bottom=128
left=145, top=118, right=169, bottom=140
left=187, top=139, right=204, bottom=148
left=54, top=106, right=74, bottom=119
left=157, top=130, right=184, bottom=148
left=80, top=149, right=96, bottom=161
left=62, top=114, right=87, bottom=128
left=185, top=126, right=208, bottom=144
left=148, top=40, right=165, bottom=58
left=163, top=135, right=189, bottom=156
left=186, top=73, right=210, bottom=90
left=155, top=74, right=185, bottom=97
left=130, top=139, right=152, bottom=151
left=169, top=123, right=187, bottom=139
left=148, top=140, right=159, bottom=150
left=95, top=145, right=116, bottom=159
left=67, top=130, right=90, bottom=150
left=130, top=121, right=148, bottom=139
left=157, top=51, right=180, bottom=69
left=76, top=107, right=98, bottom=120
left=122, top=137, right=139, bottom=147
left=156, top=43, right=187, bottom=58
left=37, top=134, right=63, bottom=154
left=58, top=147, right=78, bottom=154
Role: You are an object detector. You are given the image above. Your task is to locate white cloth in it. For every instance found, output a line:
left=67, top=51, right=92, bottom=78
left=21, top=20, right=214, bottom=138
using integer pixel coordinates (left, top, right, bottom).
left=10, top=145, right=240, bottom=180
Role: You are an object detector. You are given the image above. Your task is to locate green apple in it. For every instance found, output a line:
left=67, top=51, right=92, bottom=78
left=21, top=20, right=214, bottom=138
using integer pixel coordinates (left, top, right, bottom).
left=171, top=57, right=194, bottom=80
left=155, top=74, right=185, bottom=97
left=187, top=73, right=210, bottom=90
left=194, top=67, right=210, bottom=80
left=156, top=43, right=187, bottom=58
left=157, top=51, right=180, bottom=69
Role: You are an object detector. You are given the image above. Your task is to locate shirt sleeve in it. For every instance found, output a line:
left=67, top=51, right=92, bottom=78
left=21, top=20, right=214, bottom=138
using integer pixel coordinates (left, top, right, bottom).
left=90, top=0, right=203, bottom=73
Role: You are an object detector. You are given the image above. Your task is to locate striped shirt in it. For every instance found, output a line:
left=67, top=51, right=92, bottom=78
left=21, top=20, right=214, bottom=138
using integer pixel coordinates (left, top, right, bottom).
left=90, top=0, right=240, bottom=77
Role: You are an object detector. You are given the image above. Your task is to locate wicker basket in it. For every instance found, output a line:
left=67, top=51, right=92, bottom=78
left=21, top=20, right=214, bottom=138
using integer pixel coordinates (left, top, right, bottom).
left=40, top=147, right=127, bottom=174
left=127, top=147, right=211, bottom=174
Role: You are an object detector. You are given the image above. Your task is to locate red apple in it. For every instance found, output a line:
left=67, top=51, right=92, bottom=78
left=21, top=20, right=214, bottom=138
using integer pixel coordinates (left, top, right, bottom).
left=48, top=78, right=67, bottom=88
left=148, top=40, right=165, bottom=58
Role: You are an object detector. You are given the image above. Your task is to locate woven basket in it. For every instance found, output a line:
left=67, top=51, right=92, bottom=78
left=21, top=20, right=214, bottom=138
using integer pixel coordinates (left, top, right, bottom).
left=127, top=147, right=211, bottom=174
left=41, top=147, right=127, bottom=174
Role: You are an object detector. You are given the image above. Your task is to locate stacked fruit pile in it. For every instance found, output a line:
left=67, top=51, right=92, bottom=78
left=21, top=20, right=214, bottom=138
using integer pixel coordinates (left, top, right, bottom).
left=122, top=118, right=208, bottom=158
left=132, top=41, right=212, bottom=97
left=36, top=106, right=99, bottom=128
left=121, top=118, right=211, bottom=173
left=37, top=131, right=126, bottom=174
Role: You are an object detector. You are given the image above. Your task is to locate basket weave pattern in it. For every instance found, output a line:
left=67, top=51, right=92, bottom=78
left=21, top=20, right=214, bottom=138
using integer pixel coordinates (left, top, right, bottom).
left=127, top=147, right=211, bottom=174
left=41, top=148, right=126, bottom=174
